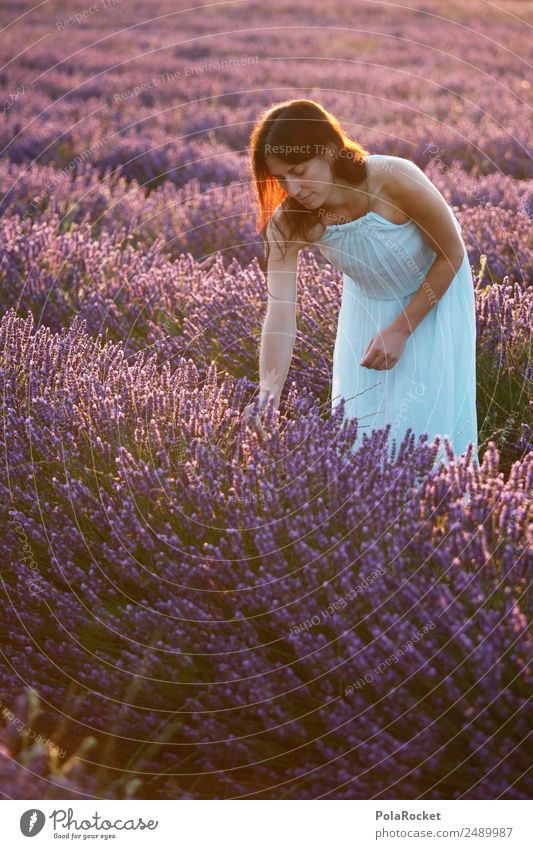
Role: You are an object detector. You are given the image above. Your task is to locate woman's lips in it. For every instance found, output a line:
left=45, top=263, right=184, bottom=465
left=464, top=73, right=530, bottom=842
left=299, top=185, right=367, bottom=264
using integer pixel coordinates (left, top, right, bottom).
left=299, top=192, right=313, bottom=203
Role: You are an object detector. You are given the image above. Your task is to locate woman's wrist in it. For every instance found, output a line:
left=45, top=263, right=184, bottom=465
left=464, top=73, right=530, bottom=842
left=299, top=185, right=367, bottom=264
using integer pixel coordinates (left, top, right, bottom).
left=389, top=312, right=412, bottom=338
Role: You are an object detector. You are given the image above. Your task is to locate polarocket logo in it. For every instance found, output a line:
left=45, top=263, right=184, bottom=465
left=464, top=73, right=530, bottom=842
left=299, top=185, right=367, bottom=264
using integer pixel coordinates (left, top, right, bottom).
left=20, top=809, right=46, bottom=836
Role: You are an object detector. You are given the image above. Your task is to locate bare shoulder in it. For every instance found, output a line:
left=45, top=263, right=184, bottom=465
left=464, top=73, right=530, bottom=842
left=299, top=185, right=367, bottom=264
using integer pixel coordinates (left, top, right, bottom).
left=267, top=208, right=318, bottom=253
left=370, top=154, right=427, bottom=196
left=369, top=155, right=462, bottom=257
left=368, top=154, right=437, bottom=222
left=267, top=209, right=324, bottom=248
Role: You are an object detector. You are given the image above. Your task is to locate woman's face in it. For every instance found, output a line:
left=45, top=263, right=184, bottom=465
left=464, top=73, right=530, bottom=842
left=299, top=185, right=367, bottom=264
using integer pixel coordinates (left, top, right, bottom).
left=264, top=151, right=334, bottom=207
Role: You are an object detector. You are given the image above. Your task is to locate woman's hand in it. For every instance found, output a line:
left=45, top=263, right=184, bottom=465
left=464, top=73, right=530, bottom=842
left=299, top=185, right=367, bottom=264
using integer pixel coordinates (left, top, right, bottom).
left=243, top=403, right=267, bottom=438
left=360, top=325, right=409, bottom=371
left=243, top=395, right=277, bottom=438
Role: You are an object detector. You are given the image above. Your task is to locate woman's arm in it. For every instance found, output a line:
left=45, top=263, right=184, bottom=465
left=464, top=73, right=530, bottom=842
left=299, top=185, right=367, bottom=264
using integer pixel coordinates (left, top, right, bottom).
left=258, top=216, right=301, bottom=410
left=386, top=156, right=466, bottom=336
left=361, top=157, right=467, bottom=370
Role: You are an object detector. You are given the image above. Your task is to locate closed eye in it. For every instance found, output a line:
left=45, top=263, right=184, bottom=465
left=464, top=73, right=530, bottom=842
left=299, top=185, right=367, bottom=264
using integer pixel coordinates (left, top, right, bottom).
left=272, top=165, right=306, bottom=182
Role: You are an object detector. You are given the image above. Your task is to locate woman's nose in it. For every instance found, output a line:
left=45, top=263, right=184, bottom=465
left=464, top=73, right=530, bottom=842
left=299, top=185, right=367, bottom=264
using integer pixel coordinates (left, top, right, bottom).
left=286, top=178, right=301, bottom=197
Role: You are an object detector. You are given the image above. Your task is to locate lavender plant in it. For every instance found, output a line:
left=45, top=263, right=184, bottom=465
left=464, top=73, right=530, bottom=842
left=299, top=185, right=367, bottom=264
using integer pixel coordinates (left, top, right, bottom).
left=0, top=311, right=531, bottom=799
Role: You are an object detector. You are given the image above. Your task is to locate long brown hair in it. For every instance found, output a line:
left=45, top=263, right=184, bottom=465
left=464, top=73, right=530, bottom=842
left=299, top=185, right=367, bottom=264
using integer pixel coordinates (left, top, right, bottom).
left=249, top=99, right=370, bottom=269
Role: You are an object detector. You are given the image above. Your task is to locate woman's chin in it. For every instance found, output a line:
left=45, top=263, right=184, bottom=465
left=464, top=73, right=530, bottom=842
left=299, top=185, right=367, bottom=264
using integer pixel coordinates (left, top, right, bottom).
left=299, top=192, right=317, bottom=206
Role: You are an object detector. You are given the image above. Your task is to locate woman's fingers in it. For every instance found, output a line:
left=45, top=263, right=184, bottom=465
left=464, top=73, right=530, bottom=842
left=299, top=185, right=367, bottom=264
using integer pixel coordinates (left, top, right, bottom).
left=243, top=404, right=267, bottom=437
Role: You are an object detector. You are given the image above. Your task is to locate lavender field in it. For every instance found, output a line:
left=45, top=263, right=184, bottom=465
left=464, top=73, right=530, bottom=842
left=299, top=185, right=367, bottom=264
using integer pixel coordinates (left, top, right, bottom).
left=0, top=0, right=532, bottom=800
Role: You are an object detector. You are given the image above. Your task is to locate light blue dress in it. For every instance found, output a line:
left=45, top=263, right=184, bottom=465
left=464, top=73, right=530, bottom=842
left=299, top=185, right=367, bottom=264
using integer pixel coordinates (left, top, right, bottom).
left=316, top=155, right=479, bottom=472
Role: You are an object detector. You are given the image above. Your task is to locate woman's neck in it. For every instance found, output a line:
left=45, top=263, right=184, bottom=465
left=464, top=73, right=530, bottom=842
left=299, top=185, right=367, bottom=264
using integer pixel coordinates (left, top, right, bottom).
left=320, top=175, right=370, bottom=224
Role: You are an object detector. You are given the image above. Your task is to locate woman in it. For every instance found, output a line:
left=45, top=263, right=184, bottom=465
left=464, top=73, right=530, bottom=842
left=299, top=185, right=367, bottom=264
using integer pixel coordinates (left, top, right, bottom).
left=244, top=99, right=479, bottom=470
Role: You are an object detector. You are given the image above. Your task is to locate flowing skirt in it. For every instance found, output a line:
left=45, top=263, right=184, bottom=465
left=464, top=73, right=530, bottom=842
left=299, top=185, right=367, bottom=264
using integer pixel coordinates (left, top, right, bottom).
left=332, top=251, right=479, bottom=475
